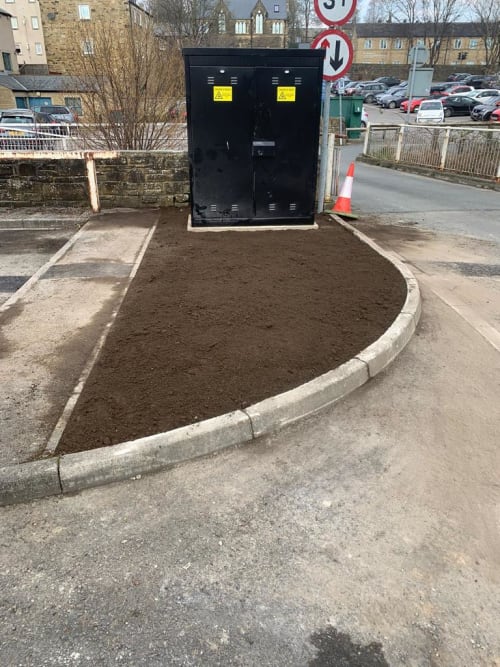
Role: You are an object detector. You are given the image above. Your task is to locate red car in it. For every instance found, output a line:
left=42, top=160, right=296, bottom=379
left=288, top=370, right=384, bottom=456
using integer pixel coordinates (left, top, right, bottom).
left=400, top=97, right=428, bottom=113
left=490, top=107, right=500, bottom=122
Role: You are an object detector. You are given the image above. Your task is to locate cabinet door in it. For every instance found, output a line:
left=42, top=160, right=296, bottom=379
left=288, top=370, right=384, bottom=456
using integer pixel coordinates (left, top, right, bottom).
left=252, top=66, right=321, bottom=222
left=189, top=66, right=254, bottom=223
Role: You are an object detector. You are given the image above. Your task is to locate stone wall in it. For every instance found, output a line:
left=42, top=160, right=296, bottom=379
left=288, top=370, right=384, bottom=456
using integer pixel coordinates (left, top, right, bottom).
left=0, top=151, right=190, bottom=208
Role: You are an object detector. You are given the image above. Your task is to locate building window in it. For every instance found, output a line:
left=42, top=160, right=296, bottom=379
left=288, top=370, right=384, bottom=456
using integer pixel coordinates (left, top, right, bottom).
left=453, top=39, right=462, bottom=49
left=469, top=39, right=478, bottom=48
left=380, top=39, right=387, bottom=49
left=274, top=4, right=280, bottom=11
left=15, top=43, right=22, bottom=54
left=11, top=16, right=19, bottom=29
left=2, top=53, right=13, bottom=71
left=35, top=42, right=43, bottom=55
left=394, top=39, right=402, bottom=49
left=272, top=21, right=283, bottom=34
left=78, top=4, right=91, bottom=20
left=82, top=39, right=94, bottom=55
left=31, top=16, right=39, bottom=29
left=255, top=11, right=263, bottom=34
left=416, top=39, right=424, bottom=46
left=235, top=20, right=247, bottom=34
left=65, top=97, right=83, bottom=117
left=364, top=39, right=372, bottom=49
left=5, top=0, right=14, bottom=3
left=218, top=11, right=226, bottom=33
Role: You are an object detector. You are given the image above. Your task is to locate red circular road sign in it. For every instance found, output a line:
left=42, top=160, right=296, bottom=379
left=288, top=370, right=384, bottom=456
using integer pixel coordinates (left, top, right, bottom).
left=314, top=0, right=357, bottom=26
left=311, top=29, right=353, bottom=81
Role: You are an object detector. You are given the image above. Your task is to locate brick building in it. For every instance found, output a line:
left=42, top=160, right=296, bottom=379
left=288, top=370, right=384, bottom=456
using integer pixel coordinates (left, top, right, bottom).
left=0, top=0, right=46, bottom=73
left=0, top=8, right=19, bottom=74
left=208, top=0, right=288, bottom=48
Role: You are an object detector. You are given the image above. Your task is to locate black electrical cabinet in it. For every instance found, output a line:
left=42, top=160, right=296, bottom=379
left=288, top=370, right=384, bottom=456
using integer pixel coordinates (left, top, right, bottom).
left=183, top=48, right=324, bottom=227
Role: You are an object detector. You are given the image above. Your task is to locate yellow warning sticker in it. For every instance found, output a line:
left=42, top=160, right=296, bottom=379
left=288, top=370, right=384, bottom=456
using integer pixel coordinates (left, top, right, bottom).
left=213, top=86, right=233, bottom=102
left=277, top=86, right=296, bottom=102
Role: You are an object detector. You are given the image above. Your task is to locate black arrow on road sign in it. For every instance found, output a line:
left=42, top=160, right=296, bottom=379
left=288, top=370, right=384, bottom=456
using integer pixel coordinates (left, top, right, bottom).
left=330, top=40, right=343, bottom=71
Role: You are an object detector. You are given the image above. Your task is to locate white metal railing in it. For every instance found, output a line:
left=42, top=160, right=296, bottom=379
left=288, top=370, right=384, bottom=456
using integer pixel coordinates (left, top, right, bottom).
left=364, top=123, right=500, bottom=182
left=0, top=122, right=187, bottom=152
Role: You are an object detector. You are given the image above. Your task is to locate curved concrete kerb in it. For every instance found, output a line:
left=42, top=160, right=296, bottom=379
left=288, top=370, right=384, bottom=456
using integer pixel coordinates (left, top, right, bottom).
left=0, top=217, right=421, bottom=506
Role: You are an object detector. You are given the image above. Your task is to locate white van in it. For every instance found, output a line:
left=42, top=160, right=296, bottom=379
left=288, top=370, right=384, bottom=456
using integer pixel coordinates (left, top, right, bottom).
left=416, top=99, right=444, bottom=124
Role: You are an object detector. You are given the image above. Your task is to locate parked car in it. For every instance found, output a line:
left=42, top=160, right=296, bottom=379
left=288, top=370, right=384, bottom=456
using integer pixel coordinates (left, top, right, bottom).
left=455, top=88, right=499, bottom=99
left=463, top=75, right=497, bottom=89
left=470, top=95, right=500, bottom=121
left=350, top=82, right=388, bottom=103
left=444, top=84, right=474, bottom=94
left=375, top=84, right=403, bottom=104
left=0, top=108, right=59, bottom=148
left=380, top=89, right=408, bottom=109
left=372, top=76, right=401, bottom=87
left=33, top=105, right=77, bottom=123
left=447, top=72, right=471, bottom=82
left=442, top=95, right=481, bottom=117
left=490, top=107, right=500, bottom=122
left=344, top=81, right=365, bottom=95
left=430, top=83, right=452, bottom=95
left=416, top=99, right=444, bottom=124
left=361, top=107, right=368, bottom=127
left=400, top=96, right=432, bottom=113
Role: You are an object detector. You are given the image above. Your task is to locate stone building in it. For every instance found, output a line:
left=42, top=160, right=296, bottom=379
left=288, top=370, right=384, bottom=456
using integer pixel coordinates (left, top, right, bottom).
left=0, top=0, right=46, bottom=74
left=0, top=7, right=19, bottom=74
left=207, top=0, right=288, bottom=48
left=39, top=0, right=148, bottom=75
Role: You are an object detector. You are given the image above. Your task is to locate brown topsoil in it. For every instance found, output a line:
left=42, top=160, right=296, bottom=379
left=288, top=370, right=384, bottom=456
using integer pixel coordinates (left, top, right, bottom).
left=57, top=208, right=406, bottom=455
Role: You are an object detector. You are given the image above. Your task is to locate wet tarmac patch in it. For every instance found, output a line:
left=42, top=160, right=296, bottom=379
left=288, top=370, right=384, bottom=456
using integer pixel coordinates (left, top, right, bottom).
left=42, top=263, right=133, bottom=279
left=433, top=262, right=500, bottom=278
left=0, top=276, right=29, bottom=292
left=309, top=626, right=389, bottom=666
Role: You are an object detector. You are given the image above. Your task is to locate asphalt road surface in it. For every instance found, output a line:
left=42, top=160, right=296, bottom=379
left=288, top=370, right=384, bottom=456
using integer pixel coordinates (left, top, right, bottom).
left=1, top=168, right=499, bottom=666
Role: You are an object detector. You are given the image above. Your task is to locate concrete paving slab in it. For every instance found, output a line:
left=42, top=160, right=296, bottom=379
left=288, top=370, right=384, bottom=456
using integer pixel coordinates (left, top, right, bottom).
left=0, top=210, right=158, bottom=466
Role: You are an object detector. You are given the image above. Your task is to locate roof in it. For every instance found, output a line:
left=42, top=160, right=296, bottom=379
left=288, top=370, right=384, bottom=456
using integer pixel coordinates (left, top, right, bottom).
left=0, top=75, right=83, bottom=92
left=353, top=22, right=484, bottom=38
left=223, top=0, right=287, bottom=20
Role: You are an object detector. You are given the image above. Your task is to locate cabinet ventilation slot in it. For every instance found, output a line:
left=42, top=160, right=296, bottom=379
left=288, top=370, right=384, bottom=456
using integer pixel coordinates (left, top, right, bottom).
left=289, top=203, right=297, bottom=211
left=294, top=77, right=302, bottom=85
left=230, top=77, right=238, bottom=85
left=210, top=204, right=217, bottom=212
left=272, top=77, right=279, bottom=85
left=269, top=203, right=277, bottom=211
left=231, top=204, right=238, bottom=212
left=207, top=76, right=215, bottom=85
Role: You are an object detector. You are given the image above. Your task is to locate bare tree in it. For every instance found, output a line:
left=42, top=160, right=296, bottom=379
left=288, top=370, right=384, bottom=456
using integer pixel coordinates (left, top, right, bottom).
left=151, top=0, right=216, bottom=46
left=364, top=0, right=392, bottom=23
left=470, top=0, right=500, bottom=71
left=420, top=0, right=464, bottom=65
left=70, top=19, right=184, bottom=150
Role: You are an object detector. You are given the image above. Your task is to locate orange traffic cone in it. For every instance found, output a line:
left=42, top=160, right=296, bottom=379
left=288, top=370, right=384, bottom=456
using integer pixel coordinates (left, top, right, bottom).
left=330, top=162, right=358, bottom=219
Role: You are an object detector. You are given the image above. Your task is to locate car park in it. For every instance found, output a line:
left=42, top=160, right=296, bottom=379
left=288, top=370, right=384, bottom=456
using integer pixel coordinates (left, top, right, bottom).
left=416, top=99, right=444, bottom=124
left=442, top=95, right=481, bottom=117
left=400, top=96, right=432, bottom=113
left=444, top=84, right=474, bottom=94
left=469, top=95, right=500, bottom=121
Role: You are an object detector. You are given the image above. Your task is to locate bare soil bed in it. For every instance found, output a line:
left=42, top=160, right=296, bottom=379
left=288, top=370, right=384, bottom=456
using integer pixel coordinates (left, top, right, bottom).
left=57, top=208, right=406, bottom=455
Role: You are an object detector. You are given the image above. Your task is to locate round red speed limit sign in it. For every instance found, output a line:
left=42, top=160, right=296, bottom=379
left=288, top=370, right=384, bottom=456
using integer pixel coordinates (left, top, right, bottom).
left=314, top=0, right=357, bottom=26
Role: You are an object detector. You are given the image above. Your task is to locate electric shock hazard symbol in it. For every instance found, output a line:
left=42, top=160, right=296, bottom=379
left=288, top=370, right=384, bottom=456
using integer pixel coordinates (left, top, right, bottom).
left=277, top=87, right=296, bottom=102
left=213, top=86, right=232, bottom=102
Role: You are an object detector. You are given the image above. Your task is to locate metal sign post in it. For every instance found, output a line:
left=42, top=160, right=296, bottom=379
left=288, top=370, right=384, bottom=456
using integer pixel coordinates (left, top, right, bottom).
left=312, top=0, right=356, bottom=212
left=406, top=45, right=429, bottom=124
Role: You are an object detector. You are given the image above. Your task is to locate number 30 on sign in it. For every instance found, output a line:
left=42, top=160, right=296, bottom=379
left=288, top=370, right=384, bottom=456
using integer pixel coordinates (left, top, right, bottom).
left=313, top=0, right=357, bottom=27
